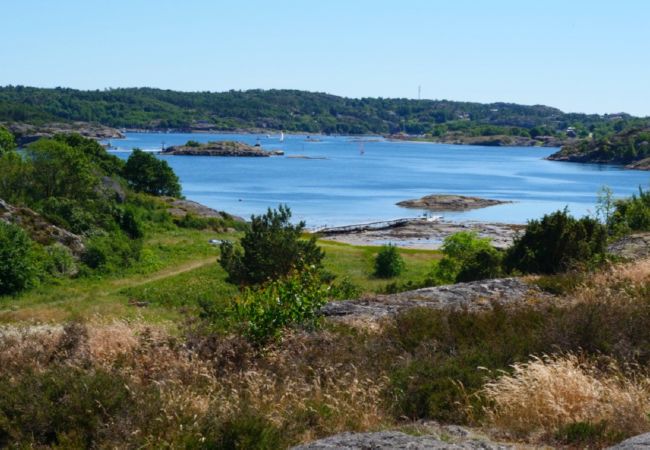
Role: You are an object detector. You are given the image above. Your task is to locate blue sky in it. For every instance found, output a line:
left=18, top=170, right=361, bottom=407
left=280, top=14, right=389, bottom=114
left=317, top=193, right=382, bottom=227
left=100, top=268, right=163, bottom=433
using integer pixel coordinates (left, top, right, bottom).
left=1, top=0, right=649, bottom=115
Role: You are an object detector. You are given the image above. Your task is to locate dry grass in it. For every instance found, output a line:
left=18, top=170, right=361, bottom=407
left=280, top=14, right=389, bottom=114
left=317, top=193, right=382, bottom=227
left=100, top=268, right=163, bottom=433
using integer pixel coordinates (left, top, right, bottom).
left=482, top=354, right=650, bottom=441
left=0, top=321, right=389, bottom=446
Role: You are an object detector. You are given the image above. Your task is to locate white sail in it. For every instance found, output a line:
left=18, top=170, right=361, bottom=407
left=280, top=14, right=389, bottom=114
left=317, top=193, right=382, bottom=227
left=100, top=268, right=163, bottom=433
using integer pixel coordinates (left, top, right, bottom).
left=280, top=131, right=285, bottom=142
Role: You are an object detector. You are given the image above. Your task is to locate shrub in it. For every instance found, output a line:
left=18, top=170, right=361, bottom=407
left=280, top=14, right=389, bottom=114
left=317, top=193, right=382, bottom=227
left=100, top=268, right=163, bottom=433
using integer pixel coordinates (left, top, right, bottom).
left=374, top=244, right=405, bottom=278
left=43, top=244, right=77, bottom=278
left=611, top=187, right=650, bottom=233
left=0, top=221, right=39, bottom=295
left=430, top=231, right=498, bottom=284
left=229, top=269, right=329, bottom=344
left=0, top=366, right=161, bottom=448
left=123, top=148, right=181, bottom=197
left=505, top=209, right=607, bottom=274
left=219, top=205, right=324, bottom=285
left=186, top=139, right=201, bottom=147
left=82, top=232, right=142, bottom=272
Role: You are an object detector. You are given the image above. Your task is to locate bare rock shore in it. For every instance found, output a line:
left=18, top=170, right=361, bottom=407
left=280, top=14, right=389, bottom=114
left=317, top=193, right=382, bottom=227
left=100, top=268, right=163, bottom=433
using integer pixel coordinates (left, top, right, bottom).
left=161, top=140, right=284, bottom=157
left=4, top=122, right=124, bottom=146
left=319, top=219, right=523, bottom=250
left=397, top=194, right=510, bottom=211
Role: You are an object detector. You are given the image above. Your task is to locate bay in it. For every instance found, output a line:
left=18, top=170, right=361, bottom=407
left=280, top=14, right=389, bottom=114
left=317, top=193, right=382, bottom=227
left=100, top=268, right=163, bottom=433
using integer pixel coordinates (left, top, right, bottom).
left=107, top=132, right=650, bottom=228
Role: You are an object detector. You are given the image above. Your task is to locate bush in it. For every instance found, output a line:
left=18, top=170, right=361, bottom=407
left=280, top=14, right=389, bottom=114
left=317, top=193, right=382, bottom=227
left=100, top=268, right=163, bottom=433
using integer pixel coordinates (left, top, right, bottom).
left=374, top=244, right=405, bottom=278
left=81, top=232, right=142, bottom=272
left=430, top=231, right=498, bottom=284
left=0, top=126, right=16, bottom=155
left=43, top=244, right=77, bottom=278
left=228, top=269, right=329, bottom=344
left=219, top=205, right=324, bottom=285
left=0, top=221, right=39, bottom=295
left=611, top=187, right=650, bottom=233
left=123, top=148, right=181, bottom=197
left=0, top=366, right=161, bottom=448
left=505, top=209, right=607, bottom=274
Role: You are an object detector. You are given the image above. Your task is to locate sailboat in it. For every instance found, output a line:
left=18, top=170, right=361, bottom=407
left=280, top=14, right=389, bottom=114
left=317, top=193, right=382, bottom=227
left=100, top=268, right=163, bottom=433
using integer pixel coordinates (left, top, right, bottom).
left=279, top=131, right=285, bottom=143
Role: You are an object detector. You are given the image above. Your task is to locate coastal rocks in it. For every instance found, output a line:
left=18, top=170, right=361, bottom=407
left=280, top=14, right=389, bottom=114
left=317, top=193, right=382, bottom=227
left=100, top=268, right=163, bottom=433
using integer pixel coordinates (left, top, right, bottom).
left=291, top=431, right=512, bottom=450
left=0, top=198, right=85, bottom=255
left=625, top=157, right=650, bottom=170
left=397, top=194, right=510, bottom=211
left=4, top=122, right=124, bottom=146
left=319, top=219, right=523, bottom=250
left=162, top=197, right=245, bottom=221
left=321, top=278, right=548, bottom=321
left=609, top=432, right=650, bottom=449
left=161, top=140, right=284, bottom=157
left=608, top=233, right=650, bottom=260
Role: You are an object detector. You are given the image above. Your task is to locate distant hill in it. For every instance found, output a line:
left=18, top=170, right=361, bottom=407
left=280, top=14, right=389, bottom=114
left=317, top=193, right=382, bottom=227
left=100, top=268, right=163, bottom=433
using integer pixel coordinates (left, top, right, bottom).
left=0, top=86, right=643, bottom=139
left=548, top=126, right=650, bottom=170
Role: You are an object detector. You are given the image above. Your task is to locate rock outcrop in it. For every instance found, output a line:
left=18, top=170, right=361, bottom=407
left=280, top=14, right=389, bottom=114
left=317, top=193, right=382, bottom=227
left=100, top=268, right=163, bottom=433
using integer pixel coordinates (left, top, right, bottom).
left=608, top=233, right=650, bottom=260
left=161, top=197, right=245, bottom=221
left=0, top=199, right=84, bottom=255
left=4, top=122, right=123, bottom=146
left=291, top=431, right=512, bottom=450
left=397, top=194, right=510, bottom=211
left=161, top=141, right=284, bottom=157
left=321, top=278, right=548, bottom=322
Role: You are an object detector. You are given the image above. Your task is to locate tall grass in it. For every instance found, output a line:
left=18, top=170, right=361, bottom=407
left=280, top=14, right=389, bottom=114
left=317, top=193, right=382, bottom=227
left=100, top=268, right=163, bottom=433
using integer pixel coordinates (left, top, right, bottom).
left=483, top=354, right=650, bottom=445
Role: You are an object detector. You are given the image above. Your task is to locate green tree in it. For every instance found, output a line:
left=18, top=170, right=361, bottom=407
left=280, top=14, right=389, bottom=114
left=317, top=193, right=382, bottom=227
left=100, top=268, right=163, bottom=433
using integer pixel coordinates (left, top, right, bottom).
left=123, top=149, right=181, bottom=197
left=26, top=139, right=98, bottom=201
left=0, top=221, right=38, bottom=295
left=0, top=127, right=16, bottom=155
left=374, top=244, right=405, bottom=278
left=0, top=151, right=31, bottom=203
left=219, top=205, right=324, bottom=285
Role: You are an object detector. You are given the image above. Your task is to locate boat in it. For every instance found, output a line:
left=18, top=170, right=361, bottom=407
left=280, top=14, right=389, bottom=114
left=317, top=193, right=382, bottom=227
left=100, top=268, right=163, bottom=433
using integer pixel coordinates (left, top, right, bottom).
left=279, top=131, right=285, bottom=143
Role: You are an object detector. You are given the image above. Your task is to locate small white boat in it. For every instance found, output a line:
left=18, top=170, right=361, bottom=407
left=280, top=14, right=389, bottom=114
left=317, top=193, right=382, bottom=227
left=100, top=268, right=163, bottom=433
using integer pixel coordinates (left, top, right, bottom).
left=279, top=131, right=285, bottom=142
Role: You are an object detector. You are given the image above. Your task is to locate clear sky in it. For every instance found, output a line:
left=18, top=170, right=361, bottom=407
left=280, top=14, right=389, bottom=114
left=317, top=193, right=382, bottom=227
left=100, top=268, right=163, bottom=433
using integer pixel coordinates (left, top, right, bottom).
left=1, top=0, right=649, bottom=115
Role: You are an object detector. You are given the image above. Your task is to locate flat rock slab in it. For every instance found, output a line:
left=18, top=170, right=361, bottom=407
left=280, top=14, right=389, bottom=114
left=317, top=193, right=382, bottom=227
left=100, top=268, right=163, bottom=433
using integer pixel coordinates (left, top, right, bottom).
left=397, top=195, right=510, bottom=211
left=609, top=432, right=650, bottom=449
left=321, top=278, right=546, bottom=321
left=291, top=431, right=511, bottom=449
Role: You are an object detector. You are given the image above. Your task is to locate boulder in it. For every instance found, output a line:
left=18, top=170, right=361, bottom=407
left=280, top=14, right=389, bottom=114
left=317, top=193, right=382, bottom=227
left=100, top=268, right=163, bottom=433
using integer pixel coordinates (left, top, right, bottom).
left=609, top=432, right=650, bottom=449
left=291, top=431, right=511, bottom=449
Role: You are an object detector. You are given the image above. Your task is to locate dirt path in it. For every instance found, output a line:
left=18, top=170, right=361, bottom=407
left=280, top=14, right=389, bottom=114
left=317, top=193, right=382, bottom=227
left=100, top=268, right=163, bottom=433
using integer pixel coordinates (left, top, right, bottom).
left=108, top=257, right=217, bottom=291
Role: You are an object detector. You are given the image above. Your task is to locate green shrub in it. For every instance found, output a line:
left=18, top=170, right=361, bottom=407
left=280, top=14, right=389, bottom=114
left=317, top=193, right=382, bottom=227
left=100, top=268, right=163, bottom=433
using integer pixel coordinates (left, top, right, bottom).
left=43, top=244, right=77, bottom=278
left=229, top=269, right=329, bottom=344
left=611, top=187, right=650, bottom=233
left=0, top=221, right=39, bottom=295
left=328, top=276, right=362, bottom=300
left=430, top=231, right=498, bottom=284
left=374, top=244, right=405, bottom=278
left=0, top=126, right=15, bottom=155
left=81, top=232, right=142, bottom=272
left=219, top=205, right=324, bottom=285
left=505, top=209, right=607, bottom=274
left=198, top=408, right=286, bottom=450
left=186, top=140, right=201, bottom=148
left=0, top=366, right=160, bottom=448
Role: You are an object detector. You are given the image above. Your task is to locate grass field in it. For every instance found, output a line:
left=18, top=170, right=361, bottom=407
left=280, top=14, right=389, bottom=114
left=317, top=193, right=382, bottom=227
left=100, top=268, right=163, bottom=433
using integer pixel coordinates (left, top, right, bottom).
left=0, top=228, right=440, bottom=325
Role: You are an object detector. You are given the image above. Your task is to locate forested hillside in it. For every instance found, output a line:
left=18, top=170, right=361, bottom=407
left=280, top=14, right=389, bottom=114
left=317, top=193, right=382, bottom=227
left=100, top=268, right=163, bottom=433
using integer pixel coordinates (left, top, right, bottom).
left=0, top=86, right=643, bottom=137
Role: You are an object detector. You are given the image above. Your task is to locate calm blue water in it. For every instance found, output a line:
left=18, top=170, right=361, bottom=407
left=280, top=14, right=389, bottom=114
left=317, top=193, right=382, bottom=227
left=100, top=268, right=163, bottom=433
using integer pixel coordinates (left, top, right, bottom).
left=106, top=132, right=650, bottom=228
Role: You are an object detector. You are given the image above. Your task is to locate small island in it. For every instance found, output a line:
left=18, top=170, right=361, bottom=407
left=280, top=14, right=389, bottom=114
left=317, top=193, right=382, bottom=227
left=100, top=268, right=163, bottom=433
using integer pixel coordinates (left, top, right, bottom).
left=161, top=140, right=284, bottom=157
left=397, top=194, right=510, bottom=211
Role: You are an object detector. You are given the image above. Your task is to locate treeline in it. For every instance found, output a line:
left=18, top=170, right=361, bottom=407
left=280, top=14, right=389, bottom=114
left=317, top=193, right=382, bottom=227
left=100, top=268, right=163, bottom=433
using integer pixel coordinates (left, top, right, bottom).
left=0, top=85, right=644, bottom=137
